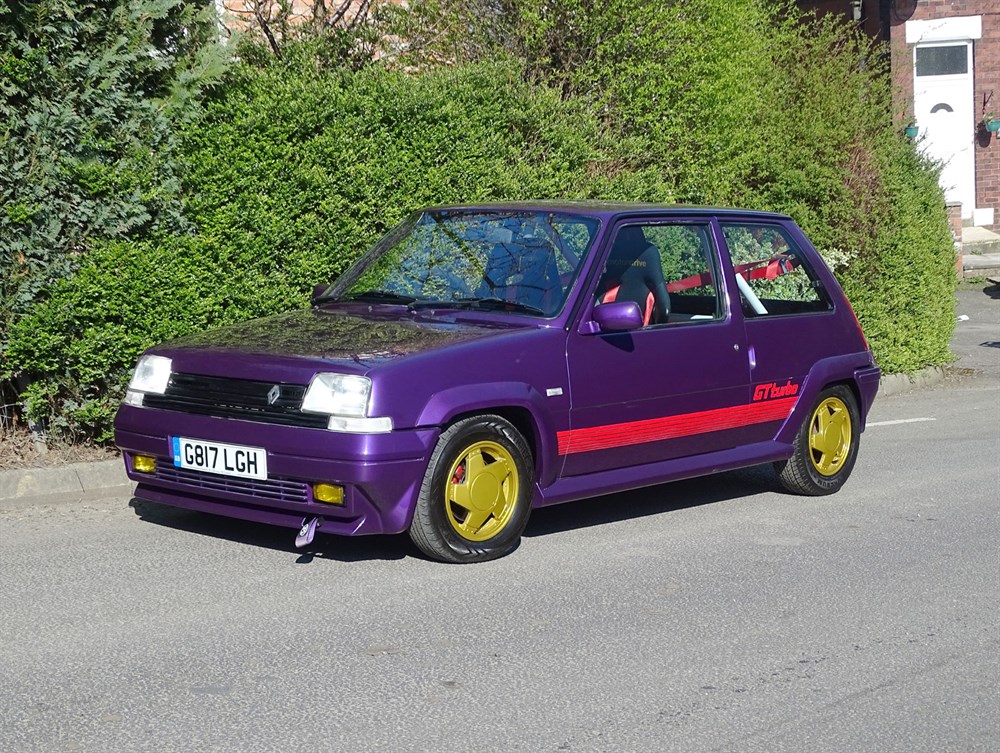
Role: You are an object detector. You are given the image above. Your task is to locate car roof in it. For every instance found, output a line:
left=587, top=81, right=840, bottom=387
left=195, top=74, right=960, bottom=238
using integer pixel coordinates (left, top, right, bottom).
left=421, top=201, right=793, bottom=222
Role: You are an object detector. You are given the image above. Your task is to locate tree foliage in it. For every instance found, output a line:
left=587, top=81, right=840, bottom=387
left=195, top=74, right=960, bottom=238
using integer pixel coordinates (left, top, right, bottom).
left=0, top=0, right=225, bottom=338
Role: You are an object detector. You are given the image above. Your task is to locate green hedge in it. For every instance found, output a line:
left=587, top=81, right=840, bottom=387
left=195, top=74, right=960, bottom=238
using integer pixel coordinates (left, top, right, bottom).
left=399, top=0, right=957, bottom=369
left=5, top=1, right=958, bottom=442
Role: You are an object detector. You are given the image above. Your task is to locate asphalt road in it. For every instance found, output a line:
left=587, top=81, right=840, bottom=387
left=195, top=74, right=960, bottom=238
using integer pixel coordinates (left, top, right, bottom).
left=1, top=287, right=998, bottom=753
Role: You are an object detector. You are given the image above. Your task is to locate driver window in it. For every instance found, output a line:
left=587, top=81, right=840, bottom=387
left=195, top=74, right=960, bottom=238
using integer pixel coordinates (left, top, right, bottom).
left=596, top=222, right=722, bottom=327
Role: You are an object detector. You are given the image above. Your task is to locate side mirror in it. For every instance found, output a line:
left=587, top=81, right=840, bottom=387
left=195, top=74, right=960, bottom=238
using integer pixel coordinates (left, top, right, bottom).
left=589, top=301, right=643, bottom=333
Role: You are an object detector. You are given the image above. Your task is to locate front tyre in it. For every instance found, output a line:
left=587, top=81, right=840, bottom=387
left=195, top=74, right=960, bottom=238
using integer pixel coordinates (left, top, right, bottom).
left=409, top=415, right=534, bottom=563
left=774, top=385, right=860, bottom=496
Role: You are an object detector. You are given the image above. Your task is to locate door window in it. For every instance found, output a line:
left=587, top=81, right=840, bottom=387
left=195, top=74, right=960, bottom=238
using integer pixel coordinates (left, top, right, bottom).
left=721, top=223, right=831, bottom=317
left=915, top=45, right=969, bottom=76
left=594, top=222, right=722, bottom=326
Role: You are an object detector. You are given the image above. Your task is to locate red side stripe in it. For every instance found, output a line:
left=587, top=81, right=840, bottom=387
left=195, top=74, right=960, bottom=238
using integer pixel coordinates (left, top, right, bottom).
left=556, top=396, right=798, bottom=456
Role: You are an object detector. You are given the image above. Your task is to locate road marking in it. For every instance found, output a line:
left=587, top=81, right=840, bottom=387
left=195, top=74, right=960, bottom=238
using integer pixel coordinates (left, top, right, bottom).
left=867, top=417, right=936, bottom=427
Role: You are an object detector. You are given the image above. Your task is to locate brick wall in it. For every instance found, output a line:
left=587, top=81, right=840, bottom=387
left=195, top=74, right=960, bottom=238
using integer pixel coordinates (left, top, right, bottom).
left=891, top=1, right=1000, bottom=229
left=218, top=1, right=399, bottom=35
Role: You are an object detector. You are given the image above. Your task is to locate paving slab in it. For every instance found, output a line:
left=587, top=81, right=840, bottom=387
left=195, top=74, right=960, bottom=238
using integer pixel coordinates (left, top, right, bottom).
left=961, top=224, right=1000, bottom=245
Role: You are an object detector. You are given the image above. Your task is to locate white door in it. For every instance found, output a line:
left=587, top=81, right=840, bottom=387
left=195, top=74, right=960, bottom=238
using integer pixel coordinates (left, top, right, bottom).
left=913, top=42, right=975, bottom=219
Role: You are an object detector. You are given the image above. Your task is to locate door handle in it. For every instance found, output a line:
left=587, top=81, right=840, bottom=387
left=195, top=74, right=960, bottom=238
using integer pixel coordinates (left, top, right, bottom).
left=748, top=344, right=757, bottom=370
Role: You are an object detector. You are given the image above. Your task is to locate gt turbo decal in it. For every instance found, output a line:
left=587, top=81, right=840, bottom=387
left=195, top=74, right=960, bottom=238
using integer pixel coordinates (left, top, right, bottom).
left=557, top=396, right=798, bottom=456
left=753, top=380, right=799, bottom=401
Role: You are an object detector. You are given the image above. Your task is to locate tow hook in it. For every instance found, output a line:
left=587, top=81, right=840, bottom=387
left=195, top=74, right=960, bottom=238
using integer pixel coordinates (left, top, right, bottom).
left=295, top=516, right=323, bottom=548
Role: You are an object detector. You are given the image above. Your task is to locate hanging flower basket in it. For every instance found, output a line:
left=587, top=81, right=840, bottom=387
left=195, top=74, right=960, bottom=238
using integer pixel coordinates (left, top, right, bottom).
left=986, top=119, right=1000, bottom=134
left=904, top=124, right=919, bottom=139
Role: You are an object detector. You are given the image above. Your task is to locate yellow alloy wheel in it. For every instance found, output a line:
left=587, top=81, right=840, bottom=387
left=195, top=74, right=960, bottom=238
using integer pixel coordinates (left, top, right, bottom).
left=808, top=396, right=853, bottom=476
left=445, top=440, right=520, bottom=542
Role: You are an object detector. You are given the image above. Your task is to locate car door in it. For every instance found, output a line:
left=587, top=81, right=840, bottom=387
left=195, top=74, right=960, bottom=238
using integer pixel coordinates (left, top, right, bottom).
left=561, top=218, right=751, bottom=477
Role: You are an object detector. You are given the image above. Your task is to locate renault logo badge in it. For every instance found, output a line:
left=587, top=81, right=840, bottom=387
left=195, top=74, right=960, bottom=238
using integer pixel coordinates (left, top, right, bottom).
left=267, top=385, right=281, bottom=405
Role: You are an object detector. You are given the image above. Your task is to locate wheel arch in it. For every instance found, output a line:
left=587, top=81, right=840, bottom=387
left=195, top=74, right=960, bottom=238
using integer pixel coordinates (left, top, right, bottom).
left=415, top=383, right=562, bottom=491
left=775, top=355, right=872, bottom=446
left=815, top=377, right=862, bottom=416
left=447, top=406, right=539, bottom=468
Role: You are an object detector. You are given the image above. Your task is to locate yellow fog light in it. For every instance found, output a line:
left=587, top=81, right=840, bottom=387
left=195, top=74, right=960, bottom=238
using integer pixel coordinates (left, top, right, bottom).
left=313, top=483, right=344, bottom=505
left=133, top=455, right=156, bottom=473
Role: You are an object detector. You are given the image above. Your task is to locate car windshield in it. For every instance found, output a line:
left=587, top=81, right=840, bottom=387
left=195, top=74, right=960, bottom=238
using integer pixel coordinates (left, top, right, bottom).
left=320, top=209, right=602, bottom=317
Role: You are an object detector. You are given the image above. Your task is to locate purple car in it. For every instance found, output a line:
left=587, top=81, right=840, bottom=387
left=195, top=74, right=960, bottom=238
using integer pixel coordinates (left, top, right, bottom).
left=115, top=203, right=880, bottom=562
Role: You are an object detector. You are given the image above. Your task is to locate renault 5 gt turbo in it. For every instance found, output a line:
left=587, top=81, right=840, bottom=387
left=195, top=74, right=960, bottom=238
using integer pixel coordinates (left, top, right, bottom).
left=115, top=203, right=880, bottom=562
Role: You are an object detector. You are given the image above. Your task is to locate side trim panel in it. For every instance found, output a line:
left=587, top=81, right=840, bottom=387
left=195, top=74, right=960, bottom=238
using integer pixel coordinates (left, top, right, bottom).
left=536, top=440, right=792, bottom=508
left=557, top=398, right=797, bottom=455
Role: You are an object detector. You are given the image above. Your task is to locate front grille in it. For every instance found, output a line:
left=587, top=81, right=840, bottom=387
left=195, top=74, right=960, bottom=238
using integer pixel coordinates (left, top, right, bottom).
left=144, top=373, right=328, bottom=428
left=151, top=464, right=311, bottom=505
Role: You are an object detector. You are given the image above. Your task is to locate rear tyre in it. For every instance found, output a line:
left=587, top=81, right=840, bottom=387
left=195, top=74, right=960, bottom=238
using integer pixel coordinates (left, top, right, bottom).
left=774, top=385, right=860, bottom=496
left=409, top=415, right=533, bottom=563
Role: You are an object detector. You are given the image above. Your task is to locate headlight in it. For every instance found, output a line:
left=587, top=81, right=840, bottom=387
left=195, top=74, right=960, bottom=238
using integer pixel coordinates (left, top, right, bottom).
left=302, top=373, right=372, bottom=417
left=128, top=355, right=172, bottom=395
left=301, top=373, right=393, bottom=433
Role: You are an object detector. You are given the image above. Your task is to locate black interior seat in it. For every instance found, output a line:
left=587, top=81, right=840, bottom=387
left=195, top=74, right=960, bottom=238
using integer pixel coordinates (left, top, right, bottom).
left=597, top=226, right=670, bottom=325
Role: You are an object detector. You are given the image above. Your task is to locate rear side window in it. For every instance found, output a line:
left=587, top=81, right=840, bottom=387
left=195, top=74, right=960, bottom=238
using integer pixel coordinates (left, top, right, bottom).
left=721, top=223, right=832, bottom=317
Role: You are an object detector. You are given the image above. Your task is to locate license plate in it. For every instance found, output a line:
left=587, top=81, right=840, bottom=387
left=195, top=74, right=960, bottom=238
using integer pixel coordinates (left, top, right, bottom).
left=170, top=437, right=267, bottom=480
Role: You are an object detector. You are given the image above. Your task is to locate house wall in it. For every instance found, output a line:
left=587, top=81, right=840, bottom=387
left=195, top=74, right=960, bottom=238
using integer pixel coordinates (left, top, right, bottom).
left=891, top=2, right=999, bottom=228
left=218, top=1, right=316, bottom=33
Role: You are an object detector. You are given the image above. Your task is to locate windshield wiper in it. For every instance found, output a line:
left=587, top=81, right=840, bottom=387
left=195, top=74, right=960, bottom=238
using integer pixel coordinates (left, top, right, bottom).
left=316, top=290, right=417, bottom=306
left=413, top=297, right=545, bottom=316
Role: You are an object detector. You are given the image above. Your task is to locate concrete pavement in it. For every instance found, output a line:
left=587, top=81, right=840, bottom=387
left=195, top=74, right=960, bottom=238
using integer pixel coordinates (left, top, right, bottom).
left=0, top=458, right=130, bottom=509
left=962, top=224, right=1000, bottom=278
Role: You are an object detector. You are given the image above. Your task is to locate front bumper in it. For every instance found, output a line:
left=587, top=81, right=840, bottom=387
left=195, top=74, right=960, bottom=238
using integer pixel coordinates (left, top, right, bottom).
left=115, top=404, right=439, bottom=536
